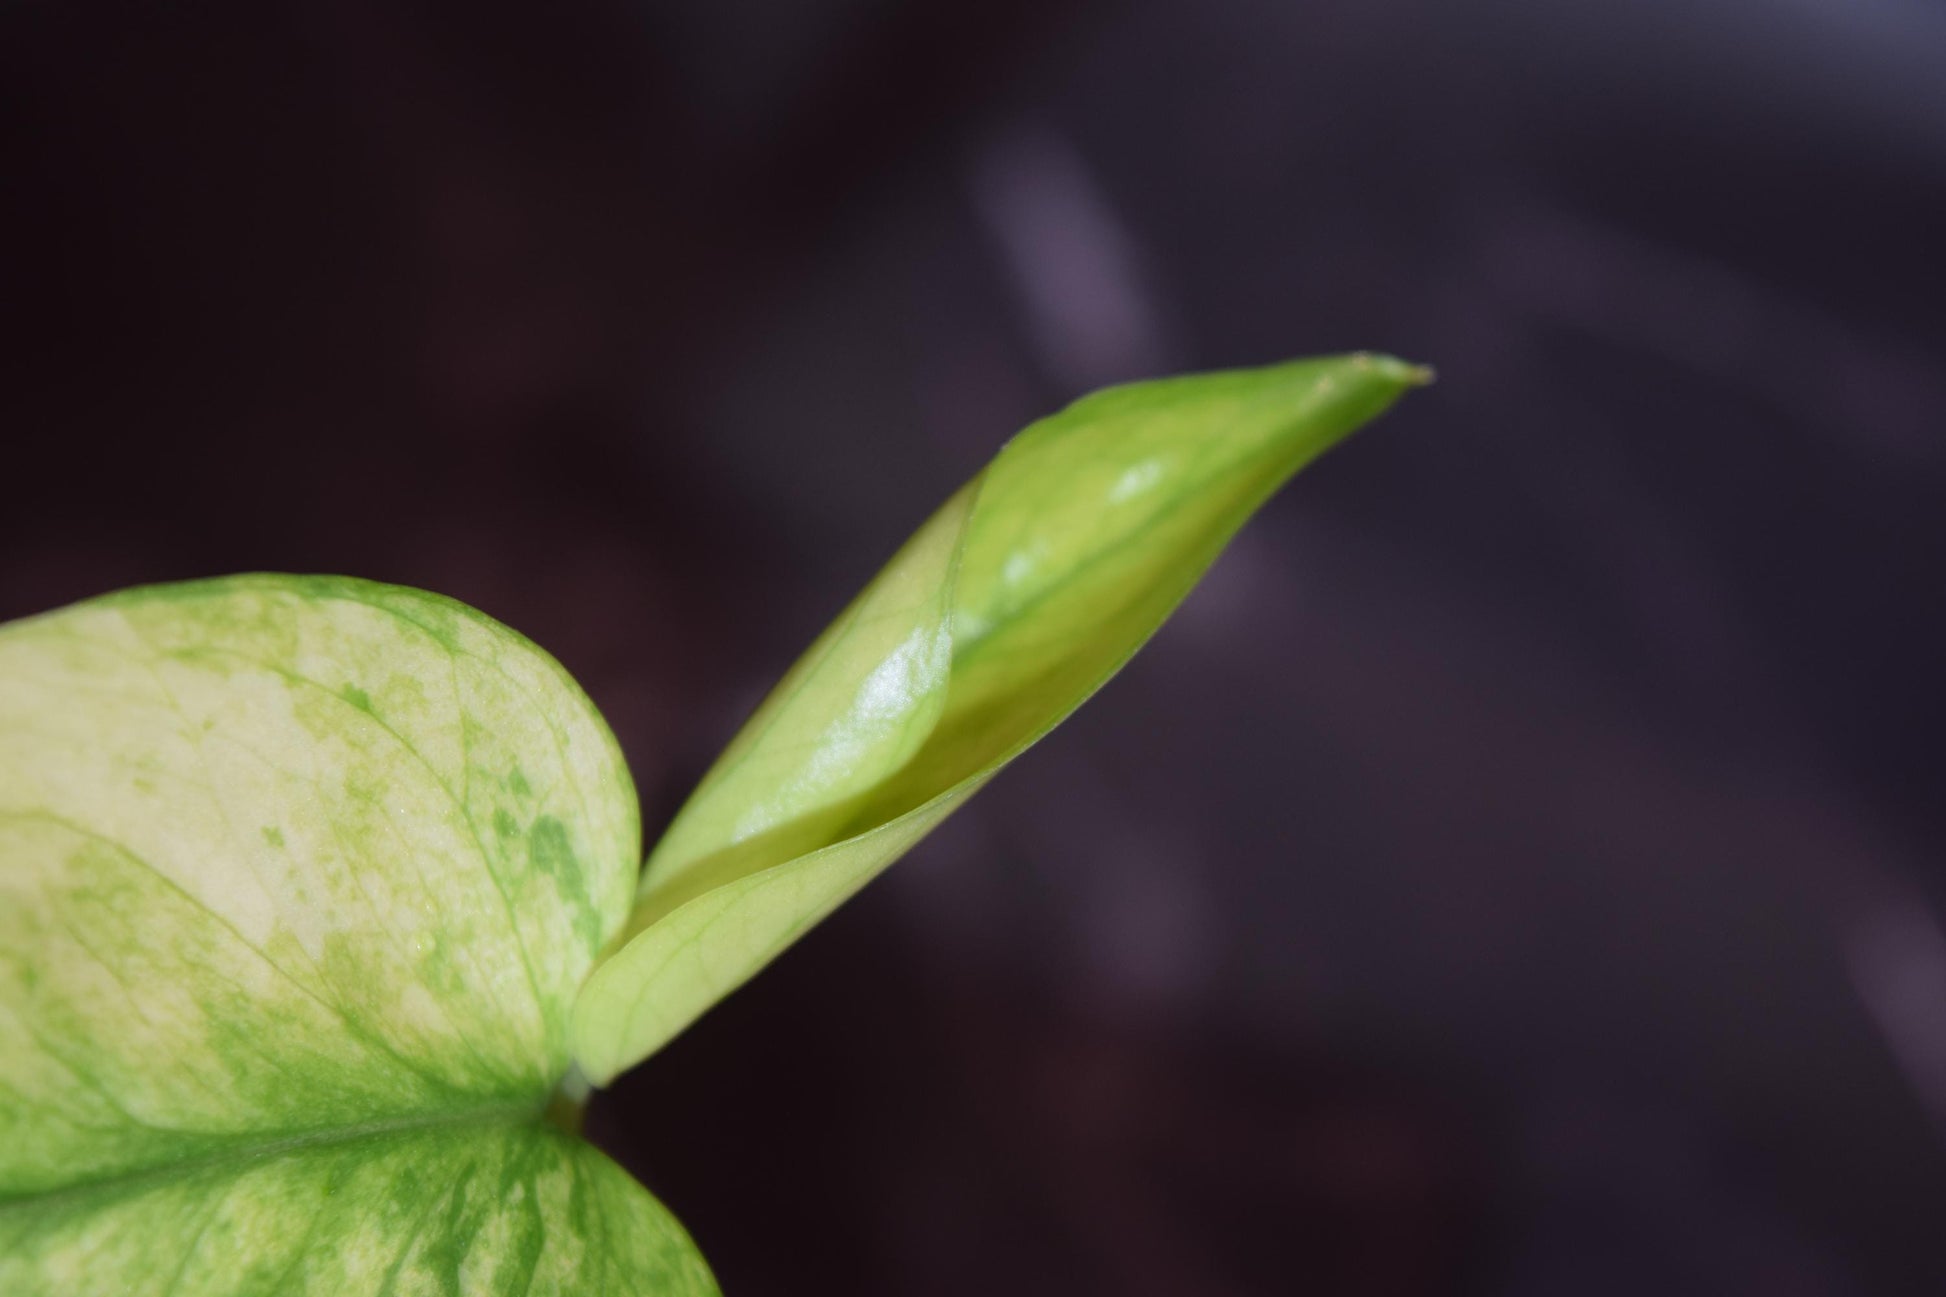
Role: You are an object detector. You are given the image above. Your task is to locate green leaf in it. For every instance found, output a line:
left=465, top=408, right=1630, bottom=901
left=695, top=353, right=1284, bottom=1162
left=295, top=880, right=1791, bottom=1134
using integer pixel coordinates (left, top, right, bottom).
left=571, top=353, right=1426, bottom=1083
left=0, top=1121, right=712, bottom=1296
left=0, top=575, right=715, bottom=1294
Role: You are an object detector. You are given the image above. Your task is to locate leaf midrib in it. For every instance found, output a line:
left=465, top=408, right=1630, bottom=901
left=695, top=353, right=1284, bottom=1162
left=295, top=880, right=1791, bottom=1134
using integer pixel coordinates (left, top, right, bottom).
left=0, top=1097, right=552, bottom=1212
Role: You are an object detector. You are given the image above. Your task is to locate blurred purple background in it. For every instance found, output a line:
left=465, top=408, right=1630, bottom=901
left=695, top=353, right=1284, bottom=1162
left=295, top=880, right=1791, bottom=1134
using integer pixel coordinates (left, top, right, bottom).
left=5, top=1, right=1945, bottom=1292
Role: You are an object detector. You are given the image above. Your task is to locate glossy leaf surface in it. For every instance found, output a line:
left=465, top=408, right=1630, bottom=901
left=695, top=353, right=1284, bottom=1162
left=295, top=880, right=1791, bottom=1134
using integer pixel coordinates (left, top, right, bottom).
left=0, top=576, right=713, bottom=1294
left=572, top=353, right=1425, bottom=1082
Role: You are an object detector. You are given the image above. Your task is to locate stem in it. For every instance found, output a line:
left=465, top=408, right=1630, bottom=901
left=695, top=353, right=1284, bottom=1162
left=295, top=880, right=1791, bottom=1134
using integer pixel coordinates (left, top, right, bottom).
left=544, top=1064, right=592, bottom=1137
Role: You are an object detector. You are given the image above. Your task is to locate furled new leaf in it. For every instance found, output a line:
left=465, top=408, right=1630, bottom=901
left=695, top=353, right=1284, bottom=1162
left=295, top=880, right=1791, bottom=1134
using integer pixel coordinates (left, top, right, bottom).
left=0, top=576, right=715, bottom=1295
left=571, top=353, right=1425, bottom=1083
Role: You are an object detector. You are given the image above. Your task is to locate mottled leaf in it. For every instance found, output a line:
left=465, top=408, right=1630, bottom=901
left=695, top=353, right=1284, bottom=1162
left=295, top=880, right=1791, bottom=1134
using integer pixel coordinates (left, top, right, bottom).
left=0, top=576, right=713, bottom=1294
left=0, top=1121, right=710, bottom=1296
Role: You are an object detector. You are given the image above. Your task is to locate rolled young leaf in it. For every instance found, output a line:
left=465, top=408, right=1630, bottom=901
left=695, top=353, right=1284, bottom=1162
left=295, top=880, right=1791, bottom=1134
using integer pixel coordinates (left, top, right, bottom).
left=570, top=352, right=1427, bottom=1083
left=0, top=576, right=715, bottom=1294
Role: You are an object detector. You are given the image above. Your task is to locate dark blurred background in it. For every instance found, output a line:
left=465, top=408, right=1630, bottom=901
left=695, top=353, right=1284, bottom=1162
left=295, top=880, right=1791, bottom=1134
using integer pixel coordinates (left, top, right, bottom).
left=5, top=1, right=1945, bottom=1292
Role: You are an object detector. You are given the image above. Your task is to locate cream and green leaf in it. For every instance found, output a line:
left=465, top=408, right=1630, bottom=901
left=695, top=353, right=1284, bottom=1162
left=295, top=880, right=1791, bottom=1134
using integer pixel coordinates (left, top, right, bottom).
left=0, top=354, right=1421, bottom=1292
left=0, top=576, right=709, bottom=1294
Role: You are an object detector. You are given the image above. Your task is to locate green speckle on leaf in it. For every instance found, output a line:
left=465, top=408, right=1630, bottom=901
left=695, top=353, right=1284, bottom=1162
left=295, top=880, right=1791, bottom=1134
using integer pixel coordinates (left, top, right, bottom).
left=530, top=816, right=599, bottom=952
